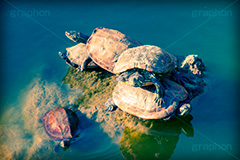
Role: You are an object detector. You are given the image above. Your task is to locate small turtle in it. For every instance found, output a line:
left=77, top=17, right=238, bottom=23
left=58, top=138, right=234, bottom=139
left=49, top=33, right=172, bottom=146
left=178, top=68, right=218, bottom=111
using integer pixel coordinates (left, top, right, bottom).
left=106, top=79, right=191, bottom=120
left=59, top=27, right=141, bottom=72
left=59, top=43, right=98, bottom=72
left=42, top=107, right=81, bottom=150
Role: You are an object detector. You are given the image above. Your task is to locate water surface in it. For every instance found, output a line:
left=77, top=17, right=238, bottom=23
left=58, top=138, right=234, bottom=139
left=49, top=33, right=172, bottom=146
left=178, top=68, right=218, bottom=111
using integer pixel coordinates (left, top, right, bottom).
left=0, top=1, right=239, bottom=160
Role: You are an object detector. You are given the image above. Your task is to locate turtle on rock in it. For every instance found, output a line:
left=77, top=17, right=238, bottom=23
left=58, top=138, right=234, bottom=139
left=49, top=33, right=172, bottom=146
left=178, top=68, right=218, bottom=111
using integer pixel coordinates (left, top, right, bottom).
left=106, top=79, right=191, bottom=120
left=59, top=42, right=98, bottom=72
left=42, top=106, right=81, bottom=150
left=113, top=45, right=177, bottom=104
left=59, top=27, right=141, bottom=72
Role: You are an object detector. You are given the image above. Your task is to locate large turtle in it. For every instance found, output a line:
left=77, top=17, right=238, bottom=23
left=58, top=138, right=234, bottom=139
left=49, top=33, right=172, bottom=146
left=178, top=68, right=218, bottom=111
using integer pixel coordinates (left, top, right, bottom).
left=112, top=45, right=177, bottom=104
left=42, top=107, right=81, bottom=150
left=106, top=79, right=191, bottom=120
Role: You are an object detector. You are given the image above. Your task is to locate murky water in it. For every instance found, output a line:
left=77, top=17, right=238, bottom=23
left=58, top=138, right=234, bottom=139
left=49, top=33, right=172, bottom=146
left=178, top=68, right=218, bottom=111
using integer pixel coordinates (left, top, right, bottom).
left=1, top=1, right=239, bottom=160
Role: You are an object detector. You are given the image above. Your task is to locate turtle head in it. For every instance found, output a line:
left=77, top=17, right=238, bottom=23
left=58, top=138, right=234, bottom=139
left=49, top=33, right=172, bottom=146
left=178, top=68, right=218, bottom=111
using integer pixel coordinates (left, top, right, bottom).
left=65, top=31, right=89, bottom=43
left=128, top=71, right=145, bottom=87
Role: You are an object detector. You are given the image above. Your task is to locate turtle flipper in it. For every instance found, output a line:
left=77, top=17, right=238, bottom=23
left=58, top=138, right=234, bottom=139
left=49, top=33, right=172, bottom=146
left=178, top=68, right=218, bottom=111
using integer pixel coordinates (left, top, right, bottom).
left=59, top=140, right=71, bottom=151
left=59, top=51, right=66, bottom=59
left=162, top=101, right=178, bottom=121
left=105, top=97, right=117, bottom=112
left=59, top=51, right=78, bottom=68
left=76, top=56, right=92, bottom=72
left=171, top=70, right=205, bottom=97
left=171, top=70, right=188, bottom=85
left=145, top=72, right=165, bottom=105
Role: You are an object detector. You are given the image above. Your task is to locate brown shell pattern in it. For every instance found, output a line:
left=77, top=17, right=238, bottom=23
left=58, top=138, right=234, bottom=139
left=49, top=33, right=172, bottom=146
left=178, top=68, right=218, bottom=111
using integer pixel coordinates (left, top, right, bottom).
left=86, top=27, right=142, bottom=73
left=113, top=45, right=177, bottom=74
left=42, top=107, right=72, bottom=140
left=112, top=79, right=188, bottom=119
left=66, top=43, right=89, bottom=66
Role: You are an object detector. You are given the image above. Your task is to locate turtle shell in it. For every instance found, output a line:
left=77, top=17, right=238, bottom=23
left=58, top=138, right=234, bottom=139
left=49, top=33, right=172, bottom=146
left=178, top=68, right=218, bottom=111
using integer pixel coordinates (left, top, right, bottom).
left=113, top=45, right=177, bottom=74
left=66, top=43, right=89, bottom=66
left=42, top=107, right=79, bottom=140
left=86, top=27, right=142, bottom=73
left=66, top=43, right=97, bottom=68
left=112, top=79, right=188, bottom=119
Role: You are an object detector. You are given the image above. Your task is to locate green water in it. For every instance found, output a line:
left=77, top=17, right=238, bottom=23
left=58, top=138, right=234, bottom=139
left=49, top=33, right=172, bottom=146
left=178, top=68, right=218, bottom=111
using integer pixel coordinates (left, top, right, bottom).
left=0, top=1, right=239, bottom=160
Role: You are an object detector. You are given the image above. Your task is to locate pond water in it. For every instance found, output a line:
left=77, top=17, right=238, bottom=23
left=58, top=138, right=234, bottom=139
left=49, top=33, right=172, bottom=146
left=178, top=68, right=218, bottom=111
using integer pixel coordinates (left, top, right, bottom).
left=0, top=1, right=239, bottom=160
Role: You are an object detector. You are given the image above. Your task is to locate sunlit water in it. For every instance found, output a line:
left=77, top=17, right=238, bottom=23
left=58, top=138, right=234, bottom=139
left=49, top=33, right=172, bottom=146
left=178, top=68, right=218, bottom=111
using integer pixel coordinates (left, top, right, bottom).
left=1, top=1, right=239, bottom=160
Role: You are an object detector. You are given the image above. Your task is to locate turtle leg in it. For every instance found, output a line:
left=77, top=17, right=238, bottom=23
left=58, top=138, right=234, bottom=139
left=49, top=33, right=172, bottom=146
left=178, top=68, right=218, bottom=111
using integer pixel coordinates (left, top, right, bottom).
left=162, top=101, right=178, bottom=121
left=171, top=70, right=205, bottom=97
left=144, top=71, right=164, bottom=105
left=59, top=140, right=71, bottom=151
left=76, top=56, right=92, bottom=72
left=59, top=51, right=67, bottom=59
left=59, top=51, right=77, bottom=67
left=105, top=97, right=118, bottom=112
left=171, top=70, right=189, bottom=85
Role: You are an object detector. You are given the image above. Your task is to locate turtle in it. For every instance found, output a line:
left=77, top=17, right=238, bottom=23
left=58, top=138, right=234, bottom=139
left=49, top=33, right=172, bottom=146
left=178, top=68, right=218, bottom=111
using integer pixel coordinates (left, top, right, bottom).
left=42, top=106, right=81, bottom=150
left=59, top=27, right=142, bottom=72
left=59, top=43, right=98, bottom=72
left=106, top=79, right=191, bottom=120
left=113, top=45, right=177, bottom=104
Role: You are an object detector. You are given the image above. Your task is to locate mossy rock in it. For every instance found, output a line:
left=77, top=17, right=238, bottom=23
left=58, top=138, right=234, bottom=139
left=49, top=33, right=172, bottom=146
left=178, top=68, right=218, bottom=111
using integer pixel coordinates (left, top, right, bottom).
left=62, top=67, right=116, bottom=108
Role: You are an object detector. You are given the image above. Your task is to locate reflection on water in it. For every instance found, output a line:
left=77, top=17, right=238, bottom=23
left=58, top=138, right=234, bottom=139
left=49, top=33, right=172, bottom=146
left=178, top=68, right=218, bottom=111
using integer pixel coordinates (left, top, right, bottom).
left=0, top=77, right=82, bottom=159
left=119, top=115, right=193, bottom=160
